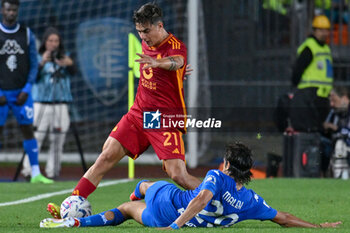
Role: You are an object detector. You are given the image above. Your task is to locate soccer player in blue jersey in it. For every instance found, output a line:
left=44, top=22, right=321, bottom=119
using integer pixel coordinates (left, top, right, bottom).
left=0, top=0, right=52, bottom=183
left=40, top=143, right=341, bottom=229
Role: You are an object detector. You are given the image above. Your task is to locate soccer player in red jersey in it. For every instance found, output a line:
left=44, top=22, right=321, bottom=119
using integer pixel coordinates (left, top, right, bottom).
left=47, top=2, right=201, bottom=219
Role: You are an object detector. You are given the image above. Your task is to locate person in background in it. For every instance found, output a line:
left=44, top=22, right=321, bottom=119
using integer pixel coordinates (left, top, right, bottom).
left=323, top=86, right=350, bottom=179
left=21, top=27, right=74, bottom=179
left=289, top=15, right=333, bottom=132
left=0, top=0, right=53, bottom=183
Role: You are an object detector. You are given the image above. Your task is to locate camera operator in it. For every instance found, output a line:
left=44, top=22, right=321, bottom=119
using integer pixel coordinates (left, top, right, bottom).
left=22, top=27, right=74, bottom=179
left=323, top=86, right=350, bottom=179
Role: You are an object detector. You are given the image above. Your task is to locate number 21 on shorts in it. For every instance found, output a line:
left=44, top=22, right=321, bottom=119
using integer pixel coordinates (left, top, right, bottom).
left=163, top=132, right=178, bottom=146
left=163, top=131, right=184, bottom=154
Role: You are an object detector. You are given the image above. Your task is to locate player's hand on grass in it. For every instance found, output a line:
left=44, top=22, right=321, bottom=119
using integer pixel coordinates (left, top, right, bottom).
left=319, top=221, right=342, bottom=228
left=16, top=92, right=28, bottom=105
left=184, top=64, right=193, bottom=80
left=0, top=95, right=6, bottom=106
left=135, top=53, right=158, bottom=70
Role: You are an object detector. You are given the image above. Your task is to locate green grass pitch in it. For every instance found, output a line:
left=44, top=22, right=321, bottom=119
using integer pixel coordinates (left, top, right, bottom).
left=0, top=178, right=349, bottom=233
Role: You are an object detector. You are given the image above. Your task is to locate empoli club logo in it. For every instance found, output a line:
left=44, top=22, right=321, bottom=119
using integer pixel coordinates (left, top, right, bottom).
left=76, top=18, right=131, bottom=106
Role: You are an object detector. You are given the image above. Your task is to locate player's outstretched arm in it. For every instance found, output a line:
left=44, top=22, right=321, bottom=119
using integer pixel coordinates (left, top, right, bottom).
left=135, top=53, right=184, bottom=71
left=272, top=211, right=342, bottom=228
left=163, top=189, right=213, bottom=229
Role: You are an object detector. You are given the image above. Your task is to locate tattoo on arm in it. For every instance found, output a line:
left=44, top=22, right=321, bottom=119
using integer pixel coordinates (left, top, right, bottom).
left=168, top=57, right=177, bottom=71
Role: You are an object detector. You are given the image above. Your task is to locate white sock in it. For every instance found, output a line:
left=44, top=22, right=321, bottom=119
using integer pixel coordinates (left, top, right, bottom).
left=31, top=165, right=41, bottom=177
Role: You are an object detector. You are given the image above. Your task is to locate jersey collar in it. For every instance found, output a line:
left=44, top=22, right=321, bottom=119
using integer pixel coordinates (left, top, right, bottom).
left=0, top=22, right=20, bottom=34
left=149, top=33, right=173, bottom=50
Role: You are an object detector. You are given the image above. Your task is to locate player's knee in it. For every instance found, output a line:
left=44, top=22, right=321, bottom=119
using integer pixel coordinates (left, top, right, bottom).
left=116, top=203, right=129, bottom=217
left=93, top=152, right=116, bottom=172
left=104, top=211, right=115, bottom=221
left=100, top=151, right=115, bottom=163
left=101, top=138, right=126, bottom=161
left=96, top=152, right=114, bottom=167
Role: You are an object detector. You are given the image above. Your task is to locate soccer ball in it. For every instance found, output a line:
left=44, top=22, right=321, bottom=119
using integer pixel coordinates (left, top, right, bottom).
left=60, top=196, right=92, bottom=218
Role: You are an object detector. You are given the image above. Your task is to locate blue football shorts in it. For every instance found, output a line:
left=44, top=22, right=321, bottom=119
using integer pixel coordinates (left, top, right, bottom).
left=0, top=89, right=34, bottom=126
left=141, top=181, right=180, bottom=227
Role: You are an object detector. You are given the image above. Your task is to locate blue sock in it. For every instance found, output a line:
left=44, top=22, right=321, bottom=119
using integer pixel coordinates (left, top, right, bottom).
left=78, top=208, right=125, bottom=227
left=134, top=179, right=149, bottom=199
left=23, top=139, right=39, bottom=166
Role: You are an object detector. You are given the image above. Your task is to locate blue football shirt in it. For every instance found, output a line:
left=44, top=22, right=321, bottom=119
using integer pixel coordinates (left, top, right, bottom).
left=172, top=169, right=277, bottom=227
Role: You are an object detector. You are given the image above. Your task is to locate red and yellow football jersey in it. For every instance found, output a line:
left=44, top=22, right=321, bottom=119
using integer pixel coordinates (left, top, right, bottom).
left=129, top=33, right=187, bottom=133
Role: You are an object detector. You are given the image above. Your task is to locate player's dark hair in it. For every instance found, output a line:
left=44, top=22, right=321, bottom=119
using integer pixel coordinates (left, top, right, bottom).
left=133, top=2, right=163, bottom=25
left=1, top=0, right=20, bottom=7
left=39, top=27, right=65, bottom=59
left=332, top=86, right=350, bottom=99
left=224, top=142, right=253, bottom=185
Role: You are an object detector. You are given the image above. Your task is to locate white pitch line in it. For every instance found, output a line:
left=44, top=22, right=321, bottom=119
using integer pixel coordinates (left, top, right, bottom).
left=0, top=179, right=131, bottom=207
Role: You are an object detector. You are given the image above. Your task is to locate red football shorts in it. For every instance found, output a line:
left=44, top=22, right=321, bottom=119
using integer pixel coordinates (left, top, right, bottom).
left=109, top=113, right=185, bottom=161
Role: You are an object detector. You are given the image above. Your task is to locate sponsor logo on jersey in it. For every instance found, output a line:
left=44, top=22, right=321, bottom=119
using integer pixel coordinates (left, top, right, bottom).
left=205, top=175, right=216, bottom=185
left=172, top=148, right=180, bottom=154
left=263, top=200, right=271, bottom=208
left=0, top=39, right=24, bottom=55
left=254, top=194, right=259, bottom=202
left=6, top=55, right=17, bottom=71
left=0, top=39, right=25, bottom=72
